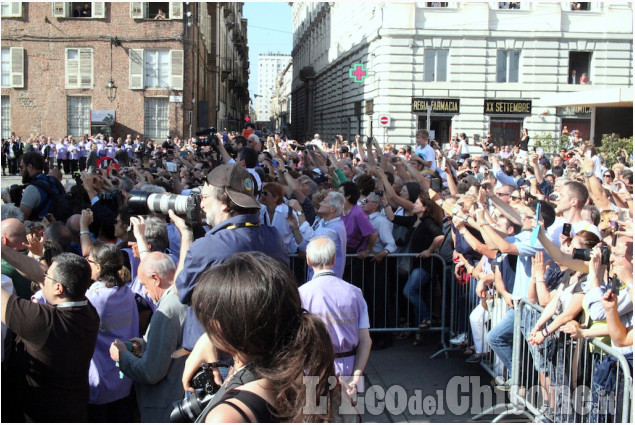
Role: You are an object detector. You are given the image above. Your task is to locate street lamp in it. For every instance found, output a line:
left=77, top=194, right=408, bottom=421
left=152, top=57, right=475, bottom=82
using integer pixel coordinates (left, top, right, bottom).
left=107, top=37, right=121, bottom=102
left=106, top=79, right=118, bottom=102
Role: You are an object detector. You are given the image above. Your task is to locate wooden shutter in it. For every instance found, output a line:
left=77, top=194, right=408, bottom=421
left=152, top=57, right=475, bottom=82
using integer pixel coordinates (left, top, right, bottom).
left=53, top=2, right=66, bottom=17
left=92, top=2, right=105, bottom=18
left=130, top=2, right=143, bottom=19
left=10, top=47, right=24, bottom=88
left=169, top=50, right=183, bottom=90
left=129, top=48, right=144, bottom=89
left=66, top=48, right=79, bottom=88
left=169, top=2, right=183, bottom=19
left=79, top=48, right=93, bottom=88
left=11, top=1, right=21, bottom=16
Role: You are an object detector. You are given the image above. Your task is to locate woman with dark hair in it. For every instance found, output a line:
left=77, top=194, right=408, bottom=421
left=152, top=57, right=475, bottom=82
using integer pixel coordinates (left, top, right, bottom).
left=184, top=252, right=338, bottom=422
left=260, top=182, right=299, bottom=254
left=390, top=195, right=445, bottom=344
left=85, top=242, right=138, bottom=422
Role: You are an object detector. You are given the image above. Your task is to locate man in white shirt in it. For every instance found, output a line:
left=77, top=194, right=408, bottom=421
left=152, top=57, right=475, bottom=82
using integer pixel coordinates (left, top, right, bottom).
left=547, top=180, right=602, bottom=246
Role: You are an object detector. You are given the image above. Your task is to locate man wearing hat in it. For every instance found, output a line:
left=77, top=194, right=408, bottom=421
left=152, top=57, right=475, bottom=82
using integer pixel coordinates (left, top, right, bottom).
left=170, top=164, right=289, bottom=352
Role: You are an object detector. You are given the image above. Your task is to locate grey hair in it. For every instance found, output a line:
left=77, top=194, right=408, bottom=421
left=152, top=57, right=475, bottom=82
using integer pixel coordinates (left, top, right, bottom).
left=306, top=236, right=336, bottom=268
left=1, top=204, right=24, bottom=222
left=141, top=252, right=176, bottom=279
left=138, top=183, right=166, bottom=193
left=327, top=191, right=345, bottom=216
left=144, top=216, right=169, bottom=253
left=365, top=193, right=384, bottom=212
left=298, top=177, right=318, bottom=195
left=118, top=176, right=134, bottom=192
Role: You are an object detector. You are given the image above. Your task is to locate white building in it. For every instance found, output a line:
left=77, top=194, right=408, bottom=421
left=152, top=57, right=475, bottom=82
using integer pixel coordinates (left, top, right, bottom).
left=290, top=2, right=633, bottom=146
left=255, top=53, right=292, bottom=122
left=271, top=61, right=293, bottom=134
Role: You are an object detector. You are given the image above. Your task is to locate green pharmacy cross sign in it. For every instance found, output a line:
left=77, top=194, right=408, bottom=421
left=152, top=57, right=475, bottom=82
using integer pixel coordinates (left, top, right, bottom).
left=349, top=63, right=368, bottom=83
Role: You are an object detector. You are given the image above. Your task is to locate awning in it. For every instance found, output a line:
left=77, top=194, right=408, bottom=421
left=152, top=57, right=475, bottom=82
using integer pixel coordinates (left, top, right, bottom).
left=539, top=87, right=633, bottom=108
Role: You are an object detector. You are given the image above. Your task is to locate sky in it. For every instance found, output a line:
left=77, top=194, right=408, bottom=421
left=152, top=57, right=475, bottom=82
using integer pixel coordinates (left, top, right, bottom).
left=243, top=2, right=293, bottom=99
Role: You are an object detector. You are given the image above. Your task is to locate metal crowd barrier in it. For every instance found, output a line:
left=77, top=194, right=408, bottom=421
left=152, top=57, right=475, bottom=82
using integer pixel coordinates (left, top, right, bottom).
left=473, top=298, right=633, bottom=423
left=289, top=252, right=454, bottom=358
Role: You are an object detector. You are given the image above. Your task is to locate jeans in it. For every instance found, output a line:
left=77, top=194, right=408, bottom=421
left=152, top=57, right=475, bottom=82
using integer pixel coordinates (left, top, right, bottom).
left=487, top=307, right=515, bottom=374
left=402, top=268, right=430, bottom=324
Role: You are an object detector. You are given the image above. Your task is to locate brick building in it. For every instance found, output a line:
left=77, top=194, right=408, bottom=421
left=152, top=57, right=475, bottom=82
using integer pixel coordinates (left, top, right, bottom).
left=1, top=2, right=250, bottom=141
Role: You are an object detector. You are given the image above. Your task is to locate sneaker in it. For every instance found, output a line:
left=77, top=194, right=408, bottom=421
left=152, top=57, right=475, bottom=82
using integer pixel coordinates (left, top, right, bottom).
left=449, top=332, right=467, bottom=345
left=465, top=353, right=483, bottom=363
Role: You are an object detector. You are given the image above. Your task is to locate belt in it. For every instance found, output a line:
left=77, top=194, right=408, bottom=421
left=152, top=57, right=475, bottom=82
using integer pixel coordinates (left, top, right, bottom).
left=335, top=347, right=357, bottom=358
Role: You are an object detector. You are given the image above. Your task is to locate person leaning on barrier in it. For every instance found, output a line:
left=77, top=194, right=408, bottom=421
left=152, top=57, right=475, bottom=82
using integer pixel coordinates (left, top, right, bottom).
left=109, top=252, right=187, bottom=423
left=170, top=163, right=289, bottom=353
left=182, top=252, right=338, bottom=422
left=299, top=237, right=372, bottom=399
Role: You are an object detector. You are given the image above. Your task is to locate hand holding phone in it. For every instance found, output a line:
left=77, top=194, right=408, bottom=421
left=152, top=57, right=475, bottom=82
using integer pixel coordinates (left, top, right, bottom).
left=562, top=223, right=572, bottom=238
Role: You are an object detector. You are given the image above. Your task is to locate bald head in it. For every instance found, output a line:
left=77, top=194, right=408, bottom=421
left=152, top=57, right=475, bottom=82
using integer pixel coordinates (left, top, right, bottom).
left=1, top=218, right=27, bottom=249
left=138, top=251, right=176, bottom=302
left=66, top=214, right=81, bottom=241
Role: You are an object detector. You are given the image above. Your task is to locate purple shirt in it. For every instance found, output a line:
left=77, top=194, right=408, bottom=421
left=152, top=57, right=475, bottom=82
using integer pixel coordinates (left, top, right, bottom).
left=86, top=282, right=139, bottom=405
left=341, top=205, right=376, bottom=252
left=56, top=143, right=68, bottom=160
left=299, top=271, right=369, bottom=382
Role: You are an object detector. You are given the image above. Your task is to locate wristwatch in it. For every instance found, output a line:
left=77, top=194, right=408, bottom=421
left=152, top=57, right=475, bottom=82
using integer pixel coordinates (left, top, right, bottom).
left=584, top=171, right=594, bottom=178
left=296, top=210, right=303, bottom=216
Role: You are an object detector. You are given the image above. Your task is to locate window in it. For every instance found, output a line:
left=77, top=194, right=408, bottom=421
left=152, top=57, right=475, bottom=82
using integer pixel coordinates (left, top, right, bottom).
left=1, top=2, right=22, bottom=17
left=570, top=2, right=591, bottom=10
left=498, top=2, right=521, bottom=9
left=65, top=48, right=93, bottom=88
left=1, top=47, right=24, bottom=88
left=53, top=2, right=105, bottom=18
left=144, top=97, right=169, bottom=139
left=1, top=96, right=10, bottom=139
left=129, top=49, right=183, bottom=90
left=129, top=2, right=183, bottom=20
left=424, top=49, right=448, bottom=82
left=67, top=96, right=91, bottom=137
left=496, top=50, right=520, bottom=82
left=569, top=51, right=592, bottom=84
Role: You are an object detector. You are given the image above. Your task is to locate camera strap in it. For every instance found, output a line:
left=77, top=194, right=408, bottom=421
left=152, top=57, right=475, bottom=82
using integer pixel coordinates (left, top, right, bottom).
left=223, top=222, right=260, bottom=230
left=195, top=364, right=260, bottom=423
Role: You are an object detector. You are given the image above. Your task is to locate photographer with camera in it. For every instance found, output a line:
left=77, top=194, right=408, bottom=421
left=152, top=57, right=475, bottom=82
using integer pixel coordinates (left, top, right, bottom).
left=180, top=252, right=338, bottom=422
left=109, top=252, right=187, bottom=423
left=171, top=163, right=289, bottom=352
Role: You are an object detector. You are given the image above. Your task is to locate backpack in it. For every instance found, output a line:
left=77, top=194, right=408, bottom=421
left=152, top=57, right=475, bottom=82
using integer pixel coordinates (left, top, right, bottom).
left=30, top=176, right=73, bottom=221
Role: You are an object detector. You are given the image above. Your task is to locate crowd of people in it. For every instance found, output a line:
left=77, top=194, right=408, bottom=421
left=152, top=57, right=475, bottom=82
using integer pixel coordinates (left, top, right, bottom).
left=0, top=125, right=632, bottom=422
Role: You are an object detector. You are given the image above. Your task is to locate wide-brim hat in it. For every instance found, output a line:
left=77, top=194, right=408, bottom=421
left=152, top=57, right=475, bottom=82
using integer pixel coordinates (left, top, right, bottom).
left=207, top=164, right=260, bottom=209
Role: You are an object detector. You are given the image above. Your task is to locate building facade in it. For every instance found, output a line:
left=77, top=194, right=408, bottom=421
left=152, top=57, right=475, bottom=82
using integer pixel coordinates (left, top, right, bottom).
left=0, top=2, right=249, bottom=140
left=271, top=61, right=293, bottom=135
left=290, top=2, right=633, bottom=146
left=255, top=53, right=291, bottom=123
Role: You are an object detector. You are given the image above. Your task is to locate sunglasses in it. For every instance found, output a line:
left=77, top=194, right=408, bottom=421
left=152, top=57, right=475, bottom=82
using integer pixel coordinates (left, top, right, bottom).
left=496, top=192, right=511, bottom=197
left=604, top=175, right=612, bottom=178
left=511, top=196, right=521, bottom=201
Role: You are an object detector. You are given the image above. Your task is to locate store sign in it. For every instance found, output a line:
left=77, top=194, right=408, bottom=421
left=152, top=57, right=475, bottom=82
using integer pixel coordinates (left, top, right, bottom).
left=484, top=99, right=532, bottom=115
left=411, top=98, right=460, bottom=114
left=556, top=106, right=592, bottom=117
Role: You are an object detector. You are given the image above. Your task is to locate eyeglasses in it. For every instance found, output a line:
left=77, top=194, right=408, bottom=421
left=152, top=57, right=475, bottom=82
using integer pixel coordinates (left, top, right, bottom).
left=261, top=191, right=271, bottom=197
left=85, top=257, right=97, bottom=265
left=44, top=272, right=61, bottom=285
left=511, top=196, right=521, bottom=201
left=603, top=174, right=612, bottom=178
left=496, top=192, right=511, bottom=197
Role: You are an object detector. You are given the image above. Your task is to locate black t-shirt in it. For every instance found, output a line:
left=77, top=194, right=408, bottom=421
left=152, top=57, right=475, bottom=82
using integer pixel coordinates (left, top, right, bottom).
left=5, top=295, right=100, bottom=422
left=392, top=215, right=443, bottom=270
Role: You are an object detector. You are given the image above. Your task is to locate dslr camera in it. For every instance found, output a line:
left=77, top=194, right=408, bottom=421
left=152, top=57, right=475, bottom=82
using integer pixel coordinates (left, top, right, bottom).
left=128, top=188, right=202, bottom=228
left=195, top=127, right=219, bottom=149
left=170, top=362, right=229, bottom=423
left=572, top=245, right=610, bottom=266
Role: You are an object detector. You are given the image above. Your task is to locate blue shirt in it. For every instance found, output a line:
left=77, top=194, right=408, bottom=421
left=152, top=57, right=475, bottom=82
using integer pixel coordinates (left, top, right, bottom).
left=298, top=216, right=347, bottom=280
left=505, top=230, right=551, bottom=300
left=175, top=214, right=289, bottom=349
